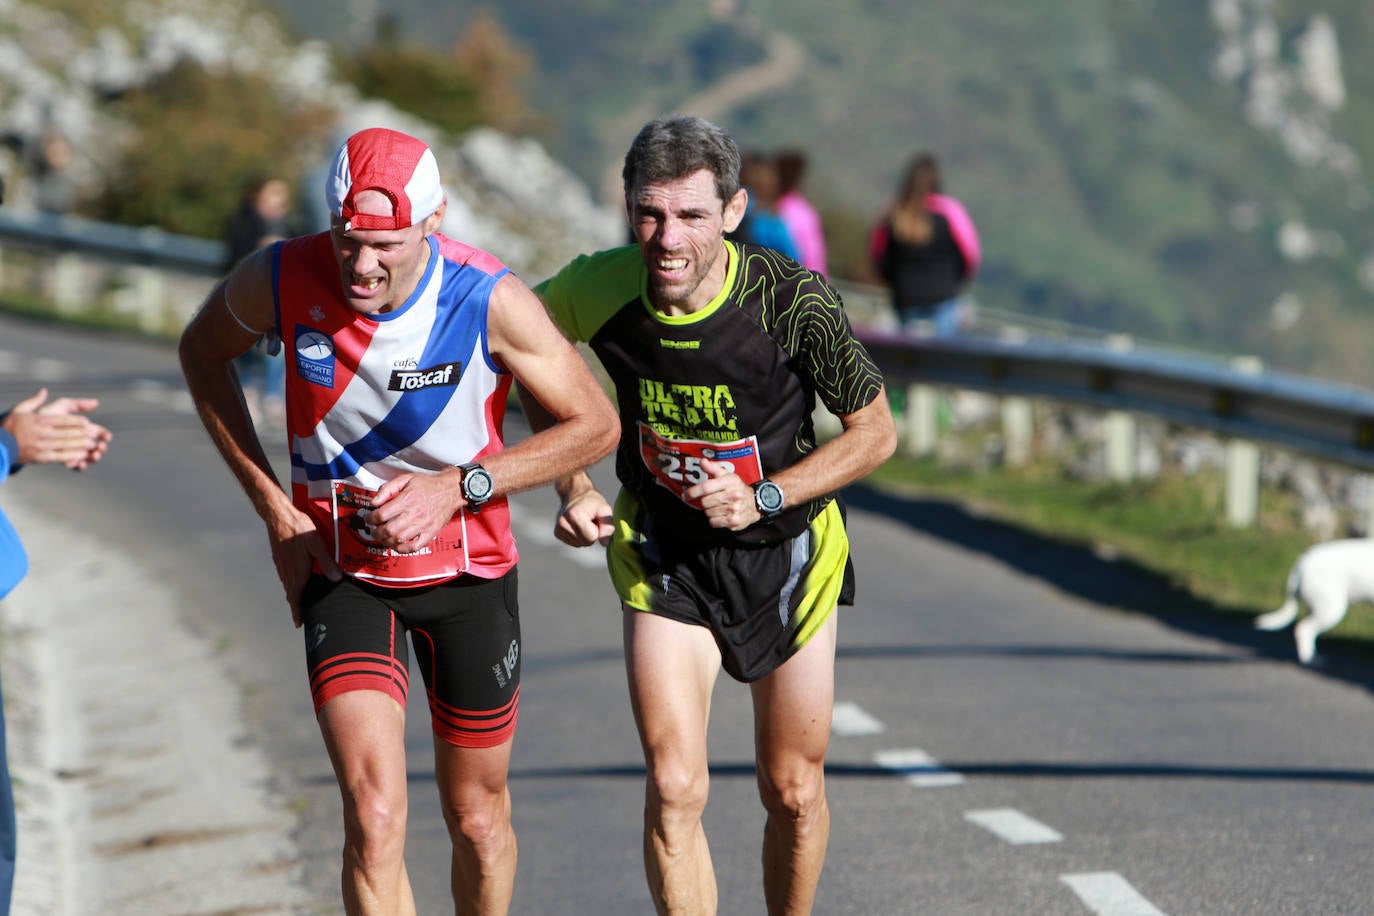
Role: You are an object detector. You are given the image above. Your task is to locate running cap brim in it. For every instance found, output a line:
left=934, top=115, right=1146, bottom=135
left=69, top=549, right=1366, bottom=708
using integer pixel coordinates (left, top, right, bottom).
left=325, top=127, right=444, bottom=231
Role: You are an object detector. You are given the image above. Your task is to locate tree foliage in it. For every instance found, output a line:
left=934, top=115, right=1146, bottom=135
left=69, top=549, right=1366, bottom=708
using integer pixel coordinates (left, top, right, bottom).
left=92, top=60, right=335, bottom=239
left=336, top=11, right=536, bottom=138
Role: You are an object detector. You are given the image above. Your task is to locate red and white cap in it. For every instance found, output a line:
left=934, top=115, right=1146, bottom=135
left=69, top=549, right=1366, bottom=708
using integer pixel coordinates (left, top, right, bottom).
left=325, top=127, right=445, bottom=231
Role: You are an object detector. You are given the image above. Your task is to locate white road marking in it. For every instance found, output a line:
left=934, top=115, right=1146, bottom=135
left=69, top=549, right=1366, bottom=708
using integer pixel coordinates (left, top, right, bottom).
left=1061, top=872, right=1167, bottom=916
left=831, top=701, right=885, bottom=736
left=509, top=505, right=606, bottom=570
left=30, top=358, right=68, bottom=382
left=168, top=390, right=197, bottom=414
left=874, top=747, right=964, bottom=787
left=964, top=807, right=1063, bottom=845
left=0, top=350, right=19, bottom=373
left=132, top=379, right=171, bottom=402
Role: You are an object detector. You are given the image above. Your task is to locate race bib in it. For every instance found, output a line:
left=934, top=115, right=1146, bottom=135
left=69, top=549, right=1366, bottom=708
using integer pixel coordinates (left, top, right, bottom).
left=330, top=482, right=470, bottom=584
left=638, top=422, right=764, bottom=507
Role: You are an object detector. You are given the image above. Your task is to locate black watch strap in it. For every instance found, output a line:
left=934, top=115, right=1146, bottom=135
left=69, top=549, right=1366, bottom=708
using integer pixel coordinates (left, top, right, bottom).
left=753, top=479, right=785, bottom=518
left=457, top=462, right=494, bottom=511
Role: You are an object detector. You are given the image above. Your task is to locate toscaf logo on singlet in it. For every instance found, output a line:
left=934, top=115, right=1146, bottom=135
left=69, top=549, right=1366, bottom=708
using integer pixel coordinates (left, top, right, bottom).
left=295, top=327, right=335, bottom=387
left=387, top=361, right=463, bottom=392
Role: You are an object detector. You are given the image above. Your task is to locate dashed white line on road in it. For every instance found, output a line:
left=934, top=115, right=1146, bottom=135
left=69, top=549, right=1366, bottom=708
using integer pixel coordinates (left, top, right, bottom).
left=510, top=505, right=606, bottom=570
left=30, top=358, right=68, bottom=382
left=0, top=350, right=19, bottom=372
left=831, top=701, right=885, bottom=736
left=1061, top=872, right=1167, bottom=916
left=131, top=379, right=171, bottom=402
left=873, top=747, right=964, bottom=787
left=964, top=807, right=1063, bottom=845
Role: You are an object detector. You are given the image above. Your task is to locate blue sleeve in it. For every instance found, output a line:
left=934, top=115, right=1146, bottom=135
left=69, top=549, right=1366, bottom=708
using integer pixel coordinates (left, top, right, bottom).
left=0, top=426, right=28, bottom=596
left=0, top=425, right=17, bottom=484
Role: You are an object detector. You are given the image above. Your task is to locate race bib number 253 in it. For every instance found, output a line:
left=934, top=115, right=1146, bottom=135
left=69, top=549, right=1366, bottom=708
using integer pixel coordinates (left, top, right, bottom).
left=638, top=422, right=764, bottom=507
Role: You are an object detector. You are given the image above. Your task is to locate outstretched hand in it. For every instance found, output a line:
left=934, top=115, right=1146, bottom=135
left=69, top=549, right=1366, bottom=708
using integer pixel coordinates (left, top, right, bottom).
left=4, top=388, right=113, bottom=470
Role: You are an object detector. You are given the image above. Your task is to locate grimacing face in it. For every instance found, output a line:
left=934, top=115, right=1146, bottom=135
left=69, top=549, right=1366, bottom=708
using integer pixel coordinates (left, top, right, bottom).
left=627, top=168, right=746, bottom=315
left=329, top=190, right=444, bottom=315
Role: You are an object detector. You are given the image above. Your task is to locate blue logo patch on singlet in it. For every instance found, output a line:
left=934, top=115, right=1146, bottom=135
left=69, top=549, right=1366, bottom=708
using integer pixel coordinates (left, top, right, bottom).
left=295, top=327, right=335, bottom=387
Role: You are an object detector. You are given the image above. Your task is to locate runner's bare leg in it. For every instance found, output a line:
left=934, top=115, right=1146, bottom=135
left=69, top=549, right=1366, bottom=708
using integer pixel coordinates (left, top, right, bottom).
left=434, top=738, right=518, bottom=914
left=752, top=613, right=837, bottom=915
left=624, top=607, right=722, bottom=915
left=318, top=690, right=418, bottom=915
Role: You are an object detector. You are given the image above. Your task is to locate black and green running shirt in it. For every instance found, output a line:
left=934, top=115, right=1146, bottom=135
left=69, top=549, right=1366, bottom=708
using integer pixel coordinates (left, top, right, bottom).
left=536, top=241, right=886, bottom=547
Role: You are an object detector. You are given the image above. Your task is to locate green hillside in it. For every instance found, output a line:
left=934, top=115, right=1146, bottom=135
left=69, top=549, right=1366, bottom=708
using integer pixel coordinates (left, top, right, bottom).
left=275, top=1, right=1374, bottom=385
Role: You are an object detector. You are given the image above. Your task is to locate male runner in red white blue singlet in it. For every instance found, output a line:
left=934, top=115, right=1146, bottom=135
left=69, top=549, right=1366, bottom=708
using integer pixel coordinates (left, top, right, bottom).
left=179, top=127, right=618, bottom=915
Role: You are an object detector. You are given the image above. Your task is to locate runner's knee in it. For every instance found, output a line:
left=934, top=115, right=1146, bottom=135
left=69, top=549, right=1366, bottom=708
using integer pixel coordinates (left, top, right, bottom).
left=342, top=787, right=408, bottom=864
left=443, top=787, right=510, bottom=847
left=647, top=760, right=710, bottom=823
left=757, top=761, right=825, bottom=823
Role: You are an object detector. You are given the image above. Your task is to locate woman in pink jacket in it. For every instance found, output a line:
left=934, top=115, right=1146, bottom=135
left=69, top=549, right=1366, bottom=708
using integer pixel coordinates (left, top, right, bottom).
left=868, top=152, right=981, bottom=336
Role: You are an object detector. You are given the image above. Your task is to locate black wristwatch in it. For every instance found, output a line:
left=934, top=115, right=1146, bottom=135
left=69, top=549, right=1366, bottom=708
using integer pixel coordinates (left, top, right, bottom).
left=753, top=479, right=785, bottom=518
left=458, top=462, right=494, bottom=511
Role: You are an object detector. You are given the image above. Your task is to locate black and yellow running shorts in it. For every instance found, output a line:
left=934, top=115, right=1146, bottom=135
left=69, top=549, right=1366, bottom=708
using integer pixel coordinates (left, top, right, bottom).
left=608, top=490, right=853, bottom=683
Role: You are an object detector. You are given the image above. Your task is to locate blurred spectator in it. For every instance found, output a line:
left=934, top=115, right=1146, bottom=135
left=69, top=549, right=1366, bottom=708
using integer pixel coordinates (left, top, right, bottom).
left=30, top=126, right=74, bottom=215
left=776, top=148, right=827, bottom=276
left=225, top=176, right=293, bottom=270
left=1, top=388, right=112, bottom=913
left=728, top=151, right=800, bottom=261
left=867, top=152, right=981, bottom=337
left=224, top=176, right=294, bottom=427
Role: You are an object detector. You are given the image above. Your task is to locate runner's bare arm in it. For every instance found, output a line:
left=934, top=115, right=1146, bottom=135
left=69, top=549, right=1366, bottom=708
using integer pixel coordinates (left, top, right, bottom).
left=769, top=389, right=896, bottom=503
left=516, top=384, right=614, bottom=547
left=480, top=273, right=619, bottom=496
left=688, top=388, right=897, bottom=530
left=366, top=274, right=617, bottom=550
left=178, top=247, right=340, bottom=621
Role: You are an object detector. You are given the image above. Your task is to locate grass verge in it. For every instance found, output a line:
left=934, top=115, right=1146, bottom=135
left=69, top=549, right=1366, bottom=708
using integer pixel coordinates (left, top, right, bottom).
left=864, top=454, right=1374, bottom=649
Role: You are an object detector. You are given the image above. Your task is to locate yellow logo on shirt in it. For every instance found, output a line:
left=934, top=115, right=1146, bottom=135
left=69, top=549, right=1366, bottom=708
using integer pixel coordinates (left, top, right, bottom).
left=638, top=378, right=739, bottom=440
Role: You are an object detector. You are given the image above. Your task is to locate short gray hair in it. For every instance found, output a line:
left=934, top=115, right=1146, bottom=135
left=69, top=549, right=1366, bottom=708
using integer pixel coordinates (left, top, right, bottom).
left=622, top=116, right=741, bottom=208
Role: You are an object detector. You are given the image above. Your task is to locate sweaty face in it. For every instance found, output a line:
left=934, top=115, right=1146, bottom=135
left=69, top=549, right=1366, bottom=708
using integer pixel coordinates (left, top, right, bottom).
left=329, top=189, right=436, bottom=315
left=628, top=169, right=744, bottom=315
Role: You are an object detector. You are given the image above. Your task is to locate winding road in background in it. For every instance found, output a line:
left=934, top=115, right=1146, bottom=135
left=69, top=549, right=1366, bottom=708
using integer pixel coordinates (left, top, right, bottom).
left=2, top=313, right=1373, bottom=915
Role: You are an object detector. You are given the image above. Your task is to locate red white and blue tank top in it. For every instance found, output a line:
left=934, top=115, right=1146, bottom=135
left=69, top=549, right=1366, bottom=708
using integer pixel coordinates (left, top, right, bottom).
left=272, top=232, right=517, bottom=584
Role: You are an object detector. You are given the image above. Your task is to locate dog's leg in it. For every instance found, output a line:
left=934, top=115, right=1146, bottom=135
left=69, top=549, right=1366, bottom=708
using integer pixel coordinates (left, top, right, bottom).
left=1294, top=617, right=1320, bottom=665
left=1293, top=594, right=1348, bottom=666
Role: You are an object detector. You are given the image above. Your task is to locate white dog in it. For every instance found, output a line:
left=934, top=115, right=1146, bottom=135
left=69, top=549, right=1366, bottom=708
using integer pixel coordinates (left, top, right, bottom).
left=1254, top=538, right=1374, bottom=665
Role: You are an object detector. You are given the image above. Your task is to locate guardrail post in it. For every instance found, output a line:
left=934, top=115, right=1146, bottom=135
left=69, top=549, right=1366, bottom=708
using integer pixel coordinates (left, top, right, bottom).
left=903, top=383, right=939, bottom=457
left=1101, top=335, right=1138, bottom=482
left=128, top=267, right=167, bottom=334
left=1001, top=396, right=1033, bottom=467
left=1106, top=411, right=1137, bottom=482
left=1225, top=356, right=1264, bottom=527
left=1363, top=475, right=1374, bottom=537
left=1226, top=439, right=1260, bottom=527
left=50, top=252, right=85, bottom=315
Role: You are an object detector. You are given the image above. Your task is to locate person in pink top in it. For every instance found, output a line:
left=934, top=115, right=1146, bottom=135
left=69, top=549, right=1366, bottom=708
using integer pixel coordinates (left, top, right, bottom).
left=775, top=149, right=828, bottom=276
left=867, top=152, right=981, bottom=337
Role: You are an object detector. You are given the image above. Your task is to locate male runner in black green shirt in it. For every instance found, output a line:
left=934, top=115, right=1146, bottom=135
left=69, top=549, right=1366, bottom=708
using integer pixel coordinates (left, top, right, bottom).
left=531, top=115, right=896, bottom=915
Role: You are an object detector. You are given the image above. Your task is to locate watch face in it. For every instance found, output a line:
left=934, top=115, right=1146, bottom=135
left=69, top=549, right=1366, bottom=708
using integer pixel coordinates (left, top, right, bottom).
left=756, top=481, right=783, bottom=513
left=465, top=468, right=494, bottom=501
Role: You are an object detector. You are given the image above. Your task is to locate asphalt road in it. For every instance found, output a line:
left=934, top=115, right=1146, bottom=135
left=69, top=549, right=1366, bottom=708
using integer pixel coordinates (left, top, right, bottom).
left=2, top=312, right=1373, bottom=915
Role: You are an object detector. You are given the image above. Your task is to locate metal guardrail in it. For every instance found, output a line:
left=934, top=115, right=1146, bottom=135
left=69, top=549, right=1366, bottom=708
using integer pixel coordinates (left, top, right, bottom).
left=0, top=209, right=225, bottom=275
left=3, top=209, right=1373, bottom=476
left=857, top=329, right=1374, bottom=472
